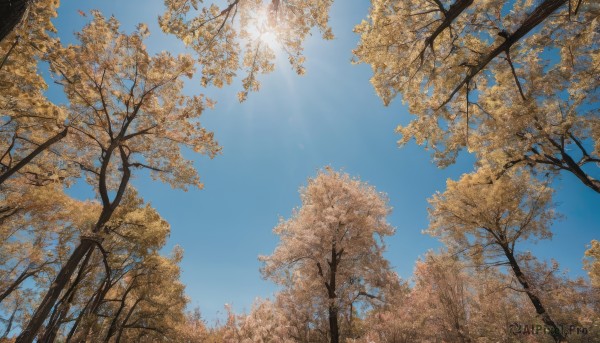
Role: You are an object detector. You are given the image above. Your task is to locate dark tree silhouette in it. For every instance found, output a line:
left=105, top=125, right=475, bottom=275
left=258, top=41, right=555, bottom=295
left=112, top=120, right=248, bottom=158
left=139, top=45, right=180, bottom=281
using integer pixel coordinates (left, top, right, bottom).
left=0, top=0, right=30, bottom=42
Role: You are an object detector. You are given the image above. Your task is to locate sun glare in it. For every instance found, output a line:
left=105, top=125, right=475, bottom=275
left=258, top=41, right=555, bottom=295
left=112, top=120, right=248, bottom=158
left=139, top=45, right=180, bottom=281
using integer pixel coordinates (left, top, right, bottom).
left=260, top=31, right=279, bottom=49
left=246, top=8, right=280, bottom=51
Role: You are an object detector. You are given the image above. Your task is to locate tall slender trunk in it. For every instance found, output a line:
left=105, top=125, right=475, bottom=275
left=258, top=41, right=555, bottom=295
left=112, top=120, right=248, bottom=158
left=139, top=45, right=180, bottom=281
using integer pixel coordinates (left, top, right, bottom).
left=104, top=282, right=135, bottom=343
left=17, top=145, right=130, bottom=342
left=114, top=297, right=143, bottom=343
left=65, top=297, right=92, bottom=342
left=501, top=245, right=566, bottom=342
left=327, top=243, right=339, bottom=343
left=66, top=273, right=113, bottom=342
left=41, top=249, right=94, bottom=342
left=328, top=307, right=339, bottom=343
left=16, top=240, right=94, bottom=343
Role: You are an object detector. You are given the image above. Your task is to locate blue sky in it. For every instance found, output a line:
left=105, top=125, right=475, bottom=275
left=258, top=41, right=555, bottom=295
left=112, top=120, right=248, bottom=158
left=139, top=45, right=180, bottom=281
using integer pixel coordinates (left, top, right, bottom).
left=50, top=1, right=598, bottom=323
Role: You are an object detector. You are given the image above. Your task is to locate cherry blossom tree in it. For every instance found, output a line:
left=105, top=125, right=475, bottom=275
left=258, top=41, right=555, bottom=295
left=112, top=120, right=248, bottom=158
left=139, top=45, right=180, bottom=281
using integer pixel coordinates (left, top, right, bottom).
left=260, top=168, right=396, bottom=343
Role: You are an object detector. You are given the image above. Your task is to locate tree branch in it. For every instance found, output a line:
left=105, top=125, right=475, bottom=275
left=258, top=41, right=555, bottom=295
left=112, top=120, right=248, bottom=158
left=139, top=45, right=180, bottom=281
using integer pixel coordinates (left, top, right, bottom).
left=438, top=0, right=568, bottom=109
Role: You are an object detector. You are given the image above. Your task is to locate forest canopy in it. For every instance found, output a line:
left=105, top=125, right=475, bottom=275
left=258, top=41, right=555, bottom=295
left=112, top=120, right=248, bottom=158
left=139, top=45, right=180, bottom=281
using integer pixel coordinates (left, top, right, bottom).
left=0, top=0, right=597, bottom=342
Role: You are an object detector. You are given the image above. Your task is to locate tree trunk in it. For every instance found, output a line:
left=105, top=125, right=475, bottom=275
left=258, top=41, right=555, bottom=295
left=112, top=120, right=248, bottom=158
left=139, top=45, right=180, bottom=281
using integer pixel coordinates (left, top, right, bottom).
left=105, top=276, right=139, bottom=343
left=502, top=245, right=566, bottom=342
left=104, top=295, right=129, bottom=342
left=18, top=146, right=129, bottom=342
left=16, top=240, right=94, bottom=343
left=327, top=243, right=339, bottom=343
left=328, top=307, right=339, bottom=343
left=0, top=0, right=29, bottom=43
left=65, top=273, right=113, bottom=342
left=114, top=297, right=143, bottom=343
left=41, top=249, right=94, bottom=343
left=65, top=298, right=91, bottom=342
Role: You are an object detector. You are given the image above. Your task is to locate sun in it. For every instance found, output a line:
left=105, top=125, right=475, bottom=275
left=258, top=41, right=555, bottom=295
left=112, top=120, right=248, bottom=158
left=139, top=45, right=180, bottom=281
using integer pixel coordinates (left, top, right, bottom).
left=245, top=7, right=280, bottom=50
left=259, top=31, right=279, bottom=49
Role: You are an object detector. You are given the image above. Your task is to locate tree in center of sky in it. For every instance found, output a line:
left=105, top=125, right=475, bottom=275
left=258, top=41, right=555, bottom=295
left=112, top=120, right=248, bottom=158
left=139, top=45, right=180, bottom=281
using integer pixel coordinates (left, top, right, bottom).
left=260, top=168, right=396, bottom=343
left=16, top=11, right=221, bottom=342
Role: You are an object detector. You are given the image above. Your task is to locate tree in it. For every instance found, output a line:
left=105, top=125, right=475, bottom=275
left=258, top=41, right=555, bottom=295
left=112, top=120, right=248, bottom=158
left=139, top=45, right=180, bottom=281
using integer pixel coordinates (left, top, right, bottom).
left=351, top=252, right=469, bottom=343
left=0, top=0, right=69, bottom=186
left=16, top=12, right=220, bottom=342
left=0, top=0, right=33, bottom=43
left=260, top=168, right=395, bottom=343
left=175, top=307, right=212, bottom=342
left=427, top=167, right=567, bottom=341
left=354, top=0, right=599, bottom=193
left=353, top=248, right=600, bottom=343
left=584, top=240, right=600, bottom=288
left=220, top=298, right=294, bottom=343
left=0, top=182, right=96, bottom=307
left=344, top=271, right=410, bottom=343
left=99, top=249, right=188, bottom=343
left=0, top=182, right=98, bottom=340
left=517, top=254, right=600, bottom=343
left=160, top=0, right=334, bottom=101
left=272, top=286, right=326, bottom=342
left=411, top=253, right=473, bottom=343
left=0, top=185, right=195, bottom=342
left=35, top=188, right=171, bottom=342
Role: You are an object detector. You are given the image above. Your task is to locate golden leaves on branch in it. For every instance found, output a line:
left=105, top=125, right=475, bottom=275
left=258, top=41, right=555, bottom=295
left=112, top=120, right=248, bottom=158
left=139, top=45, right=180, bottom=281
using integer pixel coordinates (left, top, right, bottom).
left=161, top=0, right=334, bottom=100
left=50, top=11, right=221, bottom=193
left=354, top=0, right=599, bottom=192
